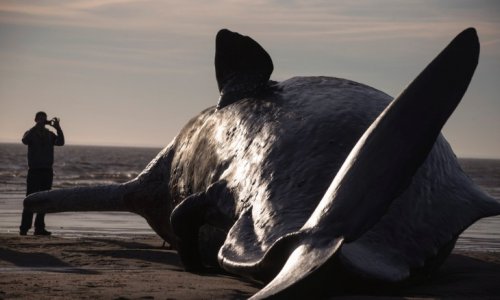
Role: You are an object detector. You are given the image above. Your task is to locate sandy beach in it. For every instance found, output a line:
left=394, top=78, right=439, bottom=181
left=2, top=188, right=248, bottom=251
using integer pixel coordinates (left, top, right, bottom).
left=0, top=234, right=260, bottom=299
left=1, top=233, right=500, bottom=299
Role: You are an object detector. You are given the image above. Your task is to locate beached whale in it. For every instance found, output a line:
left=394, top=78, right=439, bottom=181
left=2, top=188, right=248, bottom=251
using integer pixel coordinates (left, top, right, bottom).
left=25, top=28, right=500, bottom=298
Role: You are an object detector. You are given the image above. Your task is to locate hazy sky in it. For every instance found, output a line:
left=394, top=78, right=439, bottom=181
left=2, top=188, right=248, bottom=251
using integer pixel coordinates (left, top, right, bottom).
left=0, top=0, right=499, bottom=158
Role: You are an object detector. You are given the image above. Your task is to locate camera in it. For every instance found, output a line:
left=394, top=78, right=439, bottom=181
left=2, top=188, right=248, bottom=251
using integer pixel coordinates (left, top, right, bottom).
left=45, top=117, right=59, bottom=126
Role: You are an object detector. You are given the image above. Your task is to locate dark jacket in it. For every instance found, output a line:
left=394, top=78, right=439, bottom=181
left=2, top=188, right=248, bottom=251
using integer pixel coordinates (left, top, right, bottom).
left=22, top=126, right=65, bottom=169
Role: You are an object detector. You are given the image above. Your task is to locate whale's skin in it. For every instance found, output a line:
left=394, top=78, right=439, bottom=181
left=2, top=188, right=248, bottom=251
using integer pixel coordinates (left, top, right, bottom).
left=170, top=77, right=390, bottom=267
left=167, top=75, right=492, bottom=283
left=24, top=28, right=500, bottom=298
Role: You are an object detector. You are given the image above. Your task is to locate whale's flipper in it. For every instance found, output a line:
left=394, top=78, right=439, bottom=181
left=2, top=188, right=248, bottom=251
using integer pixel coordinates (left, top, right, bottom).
left=250, top=28, right=480, bottom=299
left=215, top=29, right=274, bottom=109
left=171, top=181, right=235, bottom=271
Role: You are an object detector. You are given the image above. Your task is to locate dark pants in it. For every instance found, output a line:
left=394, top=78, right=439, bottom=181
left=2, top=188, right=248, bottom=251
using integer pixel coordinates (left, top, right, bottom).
left=20, top=168, right=53, bottom=232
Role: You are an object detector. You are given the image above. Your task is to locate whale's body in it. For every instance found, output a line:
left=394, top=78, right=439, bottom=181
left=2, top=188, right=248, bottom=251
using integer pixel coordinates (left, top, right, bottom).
left=25, top=28, right=500, bottom=298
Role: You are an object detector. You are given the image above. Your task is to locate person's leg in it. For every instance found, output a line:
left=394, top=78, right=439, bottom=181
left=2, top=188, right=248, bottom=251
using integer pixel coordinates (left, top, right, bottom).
left=20, top=169, right=39, bottom=234
left=20, top=210, right=33, bottom=235
left=34, top=214, right=46, bottom=231
left=34, top=169, right=53, bottom=235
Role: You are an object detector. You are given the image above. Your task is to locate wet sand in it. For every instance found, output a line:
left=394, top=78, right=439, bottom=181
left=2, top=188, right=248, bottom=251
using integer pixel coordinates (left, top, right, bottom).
left=1, top=233, right=500, bottom=299
left=0, top=234, right=259, bottom=299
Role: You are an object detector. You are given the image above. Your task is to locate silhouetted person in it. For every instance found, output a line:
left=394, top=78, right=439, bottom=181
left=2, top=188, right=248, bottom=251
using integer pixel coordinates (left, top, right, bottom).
left=20, top=111, right=65, bottom=236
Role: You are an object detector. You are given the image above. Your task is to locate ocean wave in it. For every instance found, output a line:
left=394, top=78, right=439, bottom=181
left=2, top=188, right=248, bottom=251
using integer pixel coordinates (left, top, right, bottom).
left=54, top=180, right=130, bottom=188
left=0, top=144, right=158, bottom=194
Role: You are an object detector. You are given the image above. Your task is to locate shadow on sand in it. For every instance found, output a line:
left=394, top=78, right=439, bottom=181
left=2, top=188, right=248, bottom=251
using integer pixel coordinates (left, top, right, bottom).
left=325, top=253, right=500, bottom=299
left=0, top=247, right=99, bottom=274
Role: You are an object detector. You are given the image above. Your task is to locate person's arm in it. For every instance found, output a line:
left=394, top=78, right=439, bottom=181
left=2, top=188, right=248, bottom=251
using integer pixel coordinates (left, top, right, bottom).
left=21, top=127, right=36, bottom=145
left=52, top=119, right=65, bottom=146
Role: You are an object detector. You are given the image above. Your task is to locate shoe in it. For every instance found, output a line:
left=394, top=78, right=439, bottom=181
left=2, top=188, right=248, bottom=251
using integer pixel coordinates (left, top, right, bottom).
left=20, top=230, right=27, bottom=236
left=34, top=229, right=52, bottom=236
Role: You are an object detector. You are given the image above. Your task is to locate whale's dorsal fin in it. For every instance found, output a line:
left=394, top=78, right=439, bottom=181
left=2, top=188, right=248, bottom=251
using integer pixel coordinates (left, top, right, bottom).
left=215, top=29, right=273, bottom=109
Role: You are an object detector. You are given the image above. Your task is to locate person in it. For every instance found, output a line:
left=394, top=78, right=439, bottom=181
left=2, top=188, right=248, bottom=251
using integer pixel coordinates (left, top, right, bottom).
left=20, top=111, right=65, bottom=236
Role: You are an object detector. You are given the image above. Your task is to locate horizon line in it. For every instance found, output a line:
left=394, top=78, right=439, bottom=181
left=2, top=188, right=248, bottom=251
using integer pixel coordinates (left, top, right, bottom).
left=1, top=141, right=498, bottom=160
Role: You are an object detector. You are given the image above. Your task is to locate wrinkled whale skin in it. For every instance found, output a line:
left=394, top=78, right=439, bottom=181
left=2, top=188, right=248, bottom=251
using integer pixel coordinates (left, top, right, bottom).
left=168, top=75, right=490, bottom=282
left=170, top=77, right=390, bottom=267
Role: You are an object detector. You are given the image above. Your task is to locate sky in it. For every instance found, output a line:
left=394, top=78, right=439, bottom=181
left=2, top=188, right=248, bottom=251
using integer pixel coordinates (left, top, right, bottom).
left=0, top=0, right=499, bottom=158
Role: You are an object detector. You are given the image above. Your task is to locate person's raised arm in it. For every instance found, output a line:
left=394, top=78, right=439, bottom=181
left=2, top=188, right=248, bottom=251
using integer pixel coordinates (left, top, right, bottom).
left=52, top=118, right=65, bottom=146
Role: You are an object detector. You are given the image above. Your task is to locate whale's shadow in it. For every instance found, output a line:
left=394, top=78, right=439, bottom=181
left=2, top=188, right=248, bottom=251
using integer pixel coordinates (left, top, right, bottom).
left=324, top=252, right=500, bottom=299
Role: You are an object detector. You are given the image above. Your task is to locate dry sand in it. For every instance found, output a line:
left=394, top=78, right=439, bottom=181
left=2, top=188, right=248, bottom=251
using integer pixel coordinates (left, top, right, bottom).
left=1, top=233, right=500, bottom=299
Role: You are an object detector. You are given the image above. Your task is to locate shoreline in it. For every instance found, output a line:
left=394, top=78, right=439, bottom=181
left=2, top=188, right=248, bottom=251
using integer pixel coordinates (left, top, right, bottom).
left=1, top=233, right=500, bottom=299
left=2, top=205, right=499, bottom=251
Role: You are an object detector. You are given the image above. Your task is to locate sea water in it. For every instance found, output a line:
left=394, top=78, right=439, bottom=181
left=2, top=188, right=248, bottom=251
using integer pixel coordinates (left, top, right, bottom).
left=0, top=143, right=159, bottom=238
left=1, top=143, right=499, bottom=250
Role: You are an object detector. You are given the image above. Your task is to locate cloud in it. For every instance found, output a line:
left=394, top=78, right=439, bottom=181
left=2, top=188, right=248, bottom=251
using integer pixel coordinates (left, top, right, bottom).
left=1, top=0, right=498, bottom=47
left=2, top=1, right=499, bottom=69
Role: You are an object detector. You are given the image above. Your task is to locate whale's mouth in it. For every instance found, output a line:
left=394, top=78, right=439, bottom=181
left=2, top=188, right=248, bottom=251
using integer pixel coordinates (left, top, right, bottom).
left=24, top=183, right=132, bottom=213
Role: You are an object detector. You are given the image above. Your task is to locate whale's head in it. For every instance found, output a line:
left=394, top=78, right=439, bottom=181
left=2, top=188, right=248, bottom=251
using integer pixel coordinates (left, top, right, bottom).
left=25, top=28, right=500, bottom=298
